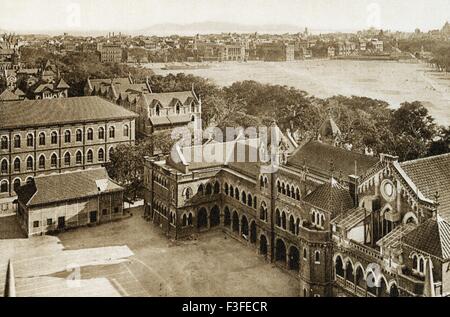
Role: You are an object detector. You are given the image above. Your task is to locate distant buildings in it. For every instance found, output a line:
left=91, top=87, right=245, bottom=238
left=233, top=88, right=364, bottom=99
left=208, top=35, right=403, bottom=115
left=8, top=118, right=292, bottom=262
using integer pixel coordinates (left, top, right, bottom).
left=0, top=34, right=20, bottom=71
left=16, top=167, right=125, bottom=237
left=252, top=43, right=295, bottom=61
left=0, top=96, right=137, bottom=216
left=99, top=44, right=123, bottom=63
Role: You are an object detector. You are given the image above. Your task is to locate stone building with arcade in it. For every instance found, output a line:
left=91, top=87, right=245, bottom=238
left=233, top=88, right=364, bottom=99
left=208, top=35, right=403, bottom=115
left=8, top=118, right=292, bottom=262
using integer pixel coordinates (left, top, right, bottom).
left=142, top=118, right=450, bottom=297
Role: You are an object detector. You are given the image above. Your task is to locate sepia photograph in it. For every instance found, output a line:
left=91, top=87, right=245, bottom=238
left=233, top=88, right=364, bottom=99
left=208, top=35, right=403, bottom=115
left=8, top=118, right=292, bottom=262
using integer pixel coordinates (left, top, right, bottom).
left=1, top=0, right=450, bottom=305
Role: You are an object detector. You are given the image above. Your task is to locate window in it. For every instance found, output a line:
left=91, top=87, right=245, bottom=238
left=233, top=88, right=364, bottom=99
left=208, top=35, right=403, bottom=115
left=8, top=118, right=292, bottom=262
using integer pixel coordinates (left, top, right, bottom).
left=14, top=135, right=21, bottom=148
left=87, top=150, right=93, bottom=163
left=315, top=251, right=321, bottom=264
left=51, top=131, right=58, bottom=144
left=155, top=104, right=160, bottom=116
left=13, top=179, right=21, bottom=191
left=102, top=209, right=108, bottom=215
left=1, top=160, right=7, bottom=174
left=224, top=183, right=229, bottom=195
left=76, top=129, right=82, bottom=142
left=27, top=134, right=34, bottom=147
left=176, top=105, right=180, bottom=114
left=33, top=221, right=39, bottom=228
left=14, top=158, right=20, bottom=172
left=87, top=128, right=93, bottom=141
left=76, top=151, right=82, bottom=165
left=123, top=125, right=129, bottom=137
left=51, top=154, right=58, bottom=168
left=303, top=248, right=307, bottom=260
left=98, top=148, right=104, bottom=162
left=114, top=207, right=119, bottom=214
left=26, top=177, right=33, bottom=185
left=64, top=130, right=71, bottom=143
left=26, top=156, right=33, bottom=171
left=64, top=152, right=71, bottom=166
left=47, top=219, right=53, bottom=226
left=38, top=155, right=45, bottom=169
left=109, top=126, right=115, bottom=138
left=98, top=127, right=105, bottom=139
left=39, top=132, right=46, bottom=146
left=1, top=136, right=8, bottom=149
left=198, top=184, right=204, bottom=195
left=0, top=180, right=7, bottom=193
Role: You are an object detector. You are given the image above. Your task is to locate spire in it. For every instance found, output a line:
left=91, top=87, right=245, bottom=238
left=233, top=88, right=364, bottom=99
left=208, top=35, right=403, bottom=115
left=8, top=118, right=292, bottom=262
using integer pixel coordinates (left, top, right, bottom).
left=423, top=257, right=435, bottom=297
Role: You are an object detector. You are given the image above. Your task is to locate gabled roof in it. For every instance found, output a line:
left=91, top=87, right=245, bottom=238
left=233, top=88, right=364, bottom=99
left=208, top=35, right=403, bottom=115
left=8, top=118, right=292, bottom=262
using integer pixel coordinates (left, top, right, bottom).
left=0, top=89, right=20, bottom=101
left=400, top=153, right=450, bottom=220
left=403, top=216, right=450, bottom=260
left=287, top=140, right=378, bottom=177
left=56, top=78, right=70, bottom=89
left=304, top=178, right=354, bottom=216
left=319, top=116, right=341, bottom=138
left=141, top=91, right=198, bottom=108
left=16, top=168, right=123, bottom=207
left=0, top=96, right=138, bottom=129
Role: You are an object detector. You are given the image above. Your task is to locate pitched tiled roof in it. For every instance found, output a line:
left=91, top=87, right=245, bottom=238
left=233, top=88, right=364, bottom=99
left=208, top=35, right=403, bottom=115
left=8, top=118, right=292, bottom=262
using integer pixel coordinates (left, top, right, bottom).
left=0, top=89, right=20, bottom=101
left=141, top=91, right=198, bottom=108
left=400, top=153, right=450, bottom=220
left=0, top=96, right=138, bottom=129
left=403, top=216, right=450, bottom=260
left=304, top=179, right=355, bottom=216
left=287, top=140, right=378, bottom=177
left=16, top=168, right=123, bottom=207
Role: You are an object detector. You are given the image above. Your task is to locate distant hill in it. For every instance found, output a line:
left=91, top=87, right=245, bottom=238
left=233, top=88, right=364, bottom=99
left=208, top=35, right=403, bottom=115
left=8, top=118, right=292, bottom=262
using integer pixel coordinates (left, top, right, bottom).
left=136, top=21, right=305, bottom=36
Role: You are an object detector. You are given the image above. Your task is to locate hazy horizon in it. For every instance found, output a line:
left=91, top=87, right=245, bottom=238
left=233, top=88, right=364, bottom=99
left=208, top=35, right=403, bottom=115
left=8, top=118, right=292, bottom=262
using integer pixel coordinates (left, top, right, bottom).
left=1, top=0, right=449, bottom=35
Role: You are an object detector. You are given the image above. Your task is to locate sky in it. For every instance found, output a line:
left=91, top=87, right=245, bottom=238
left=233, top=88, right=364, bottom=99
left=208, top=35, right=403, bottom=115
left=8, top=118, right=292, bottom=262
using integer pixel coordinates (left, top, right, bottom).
left=0, top=0, right=449, bottom=34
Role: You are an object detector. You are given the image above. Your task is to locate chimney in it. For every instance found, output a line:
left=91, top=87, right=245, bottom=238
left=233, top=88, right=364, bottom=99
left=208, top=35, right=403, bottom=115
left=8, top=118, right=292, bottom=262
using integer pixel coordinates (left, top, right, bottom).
left=348, top=175, right=359, bottom=207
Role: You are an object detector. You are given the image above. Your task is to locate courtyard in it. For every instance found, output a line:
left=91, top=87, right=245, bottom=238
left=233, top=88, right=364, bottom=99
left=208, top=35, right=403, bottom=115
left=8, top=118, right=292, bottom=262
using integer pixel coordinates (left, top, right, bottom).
left=0, top=207, right=299, bottom=297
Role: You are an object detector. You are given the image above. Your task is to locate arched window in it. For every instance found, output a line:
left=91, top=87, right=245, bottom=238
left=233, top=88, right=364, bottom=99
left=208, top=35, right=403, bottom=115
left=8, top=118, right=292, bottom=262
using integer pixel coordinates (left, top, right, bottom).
left=13, top=179, right=21, bottom=191
left=39, top=132, right=46, bottom=146
left=155, top=104, right=160, bottom=116
left=214, top=181, right=220, bottom=194
left=230, top=185, right=234, bottom=198
left=275, top=209, right=281, bottom=227
left=206, top=183, right=212, bottom=195
left=0, top=136, right=8, bottom=150
left=51, top=154, right=58, bottom=168
left=26, top=156, right=33, bottom=171
left=109, top=147, right=114, bottom=160
left=198, top=184, right=204, bottom=195
left=315, top=251, right=320, bottom=264
left=98, top=148, right=104, bottom=162
left=87, top=150, right=93, bottom=163
left=235, top=188, right=239, bottom=200
left=277, top=180, right=281, bottom=193
left=123, top=125, right=129, bottom=137
left=76, top=129, right=83, bottom=142
left=1, top=159, right=8, bottom=174
left=26, top=177, right=33, bottom=185
left=247, top=193, right=252, bottom=207
left=296, top=188, right=300, bottom=200
left=14, top=135, right=21, bottom=148
left=64, top=130, right=71, bottom=143
left=87, top=128, right=94, bottom=141
left=176, top=105, right=180, bottom=114
left=14, top=158, right=20, bottom=172
left=76, top=151, right=82, bottom=165
left=0, top=180, right=8, bottom=193
left=64, top=152, right=71, bottom=166
left=27, top=133, right=34, bottom=147
left=98, top=127, right=105, bottom=139
left=38, top=155, right=45, bottom=169
left=51, top=131, right=58, bottom=144
left=412, top=254, right=418, bottom=271
left=183, top=187, right=192, bottom=200
left=109, top=126, right=115, bottom=138
left=224, top=183, right=229, bottom=195
left=419, top=257, right=425, bottom=274
left=241, top=191, right=247, bottom=204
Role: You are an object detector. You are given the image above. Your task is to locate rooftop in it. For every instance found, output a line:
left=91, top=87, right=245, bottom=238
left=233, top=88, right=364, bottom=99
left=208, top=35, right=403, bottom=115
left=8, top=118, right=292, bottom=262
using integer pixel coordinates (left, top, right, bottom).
left=0, top=96, right=138, bottom=129
left=16, top=168, right=123, bottom=207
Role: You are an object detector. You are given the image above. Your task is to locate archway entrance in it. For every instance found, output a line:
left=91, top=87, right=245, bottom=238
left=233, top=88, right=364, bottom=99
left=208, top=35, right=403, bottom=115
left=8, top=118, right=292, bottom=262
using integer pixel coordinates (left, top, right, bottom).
left=260, top=235, right=268, bottom=256
left=389, top=283, right=399, bottom=297
left=210, top=205, right=220, bottom=227
left=250, top=221, right=257, bottom=244
left=197, top=208, right=208, bottom=229
left=288, top=246, right=300, bottom=271
left=241, top=215, right=249, bottom=238
left=232, top=211, right=239, bottom=233
left=335, top=256, right=344, bottom=278
left=345, top=261, right=354, bottom=285
left=355, top=266, right=366, bottom=289
left=275, top=239, right=287, bottom=264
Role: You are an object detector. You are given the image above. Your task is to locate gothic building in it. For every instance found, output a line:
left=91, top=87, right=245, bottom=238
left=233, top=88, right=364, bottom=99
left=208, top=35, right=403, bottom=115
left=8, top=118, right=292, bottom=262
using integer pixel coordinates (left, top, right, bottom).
left=142, top=120, right=450, bottom=297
